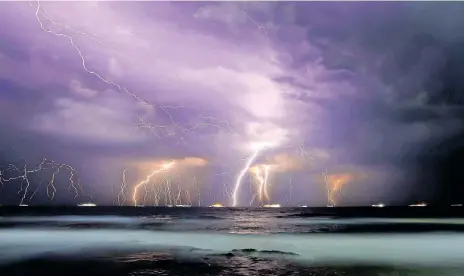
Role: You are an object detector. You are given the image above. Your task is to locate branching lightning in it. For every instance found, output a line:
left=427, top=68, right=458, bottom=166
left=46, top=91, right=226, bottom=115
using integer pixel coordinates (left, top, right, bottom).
left=117, top=168, right=129, bottom=206
left=212, top=140, right=316, bottom=207
left=263, top=165, right=270, bottom=202
left=124, top=160, right=201, bottom=207
left=132, top=161, right=175, bottom=207
left=0, top=158, right=83, bottom=205
left=323, top=169, right=351, bottom=207
left=232, top=150, right=261, bottom=207
left=9, top=2, right=334, bottom=208
left=232, top=142, right=275, bottom=207
left=30, top=1, right=232, bottom=139
left=249, top=164, right=272, bottom=206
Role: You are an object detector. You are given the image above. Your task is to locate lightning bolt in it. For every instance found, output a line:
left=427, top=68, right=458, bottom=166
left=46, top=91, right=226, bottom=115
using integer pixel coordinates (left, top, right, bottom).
left=256, top=168, right=264, bottom=203
left=263, top=165, right=270, bottom=202
left=221, top=141, right=314, bottom=207
left=232, top=2, right=268, bottom=37
left=193, top=176, right=202, bottom=206
left=249, top=164, right=272, bottom=206
left=323, top=168, right=330, bottom=205
left=232, top=142, right=274, bottom=207
left=324, top=171, right=350, bottom=207
left=31, top=1, right=232, bottom=139
left=0, top=158, right=82, bottom=205
left=29, top=180, right=43, bottom=202
left=33, top=2, right=122, bottom=57
left=249, top=172, right=259, bottom=207
left=232, top=150, right=260, bottom=207
left=117, top=168, right=128, bottom=206
left=249, top=167, right=263, bottom=206
left=132, top=161, right=175, bottom=207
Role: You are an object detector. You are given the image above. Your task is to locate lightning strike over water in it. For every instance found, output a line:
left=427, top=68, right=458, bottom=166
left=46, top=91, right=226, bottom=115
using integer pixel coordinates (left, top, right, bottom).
left=263, top=165, right=270, bottom=202
left=232, top=142, right=275, bottom=207
left=248, top=168, right=261, bottom=206
left=0, top=159, right=82, bottom=205
left=124, top=160, right=204, bottom=207
left=117, top=169, right=129, bottom=206
left=132, top=161, right=175, bottom=207
left=254, top=167, right=265, bottom=204
left=232, top=150, right=261, bottom=207
left=249, top=165, right=272, bottom=206
left=323, top=170, right=351, bottom=207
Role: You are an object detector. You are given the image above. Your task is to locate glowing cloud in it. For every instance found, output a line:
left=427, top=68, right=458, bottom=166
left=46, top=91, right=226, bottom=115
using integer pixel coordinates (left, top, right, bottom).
left=267, top=153, right=304, bottom=172
left=132, top=160, right=175, bottom=206
left=325, top=174, right=351, bottom=207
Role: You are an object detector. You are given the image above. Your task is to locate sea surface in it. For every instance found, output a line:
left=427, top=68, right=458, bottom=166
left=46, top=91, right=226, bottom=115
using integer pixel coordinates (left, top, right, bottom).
left=1, top=206, right=464, bottom=276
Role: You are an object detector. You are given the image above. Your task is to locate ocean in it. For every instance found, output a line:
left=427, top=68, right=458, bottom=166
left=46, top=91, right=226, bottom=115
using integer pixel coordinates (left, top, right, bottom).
left=1, top=206, right=464, bottom=276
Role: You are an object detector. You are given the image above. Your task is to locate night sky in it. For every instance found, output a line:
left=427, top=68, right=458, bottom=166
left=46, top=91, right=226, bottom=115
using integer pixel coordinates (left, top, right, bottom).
left=0, top=2, right=463, bottom=207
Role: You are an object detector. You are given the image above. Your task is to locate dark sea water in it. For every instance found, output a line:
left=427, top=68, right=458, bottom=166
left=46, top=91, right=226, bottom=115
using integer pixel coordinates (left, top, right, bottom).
left=1, top=206, right=464, bottom=276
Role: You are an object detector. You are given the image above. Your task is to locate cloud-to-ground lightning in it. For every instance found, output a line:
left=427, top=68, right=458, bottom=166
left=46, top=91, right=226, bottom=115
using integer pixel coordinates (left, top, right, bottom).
left=132, top=161, right=175, bottom=207
left=21, top=1, right=323, bottom=207
left=117, top=168, right=129, bottom=206
left=232, top=142, right=275, bottom=207
left=232, top=150, right=260, bottom=207
left=211, top=139, right=316, bottom=207
left=254, top=166, right=265, bottom=204
left=248, top=167, right=261, bottom=206
left=0, top=158, right=83, bottom=205
left=263, top=165, right=270, bottom=202
left=249, top=164, right=272, bottom=206
left=121, top=158, right=209, bottom=207
left=323, top=169, right=351, bottom=207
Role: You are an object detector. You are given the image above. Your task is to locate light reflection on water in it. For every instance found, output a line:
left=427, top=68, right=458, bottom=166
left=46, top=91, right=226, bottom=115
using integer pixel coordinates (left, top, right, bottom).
left=2, top=207, right=464, bottom=275
left=107, top=251, right=464, bottom=276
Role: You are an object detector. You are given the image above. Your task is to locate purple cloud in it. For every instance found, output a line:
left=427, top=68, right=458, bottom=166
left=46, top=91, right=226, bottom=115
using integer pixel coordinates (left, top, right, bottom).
left=0, top=2, right=463, bottom=206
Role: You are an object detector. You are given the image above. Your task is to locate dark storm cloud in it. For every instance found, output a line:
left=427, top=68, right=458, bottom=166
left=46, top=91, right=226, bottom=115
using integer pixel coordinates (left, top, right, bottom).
left=1, top=2, right=464, bottom=205
left=258, top=2, right=464, bottom=203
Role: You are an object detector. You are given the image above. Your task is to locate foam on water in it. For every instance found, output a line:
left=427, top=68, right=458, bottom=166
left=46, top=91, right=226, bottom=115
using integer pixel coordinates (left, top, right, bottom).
left=1, top=228, right=464, bottom=267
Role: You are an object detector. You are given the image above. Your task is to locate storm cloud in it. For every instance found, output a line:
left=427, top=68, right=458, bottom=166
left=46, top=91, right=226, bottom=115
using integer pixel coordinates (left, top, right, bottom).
left=0, top=2, right=463, bottom=206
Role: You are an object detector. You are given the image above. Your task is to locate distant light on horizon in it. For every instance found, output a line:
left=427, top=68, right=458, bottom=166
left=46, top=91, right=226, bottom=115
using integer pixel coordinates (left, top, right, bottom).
left=263, top=204, right=281, bottom=208
left=209, top=203, right=225, bottom=208
left=409, top=202, right=427, bottom=207
left=77, top=203, right=97, bottom=207
left=372, top=203, right=385, bottom=208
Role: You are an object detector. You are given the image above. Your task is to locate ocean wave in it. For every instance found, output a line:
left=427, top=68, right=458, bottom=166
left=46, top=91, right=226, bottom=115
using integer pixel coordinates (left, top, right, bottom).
left=230, top=249, right=299, bottom=256
left=197, top=215, right=225, bottom=220
left=2, top=228, right=464, bottom=267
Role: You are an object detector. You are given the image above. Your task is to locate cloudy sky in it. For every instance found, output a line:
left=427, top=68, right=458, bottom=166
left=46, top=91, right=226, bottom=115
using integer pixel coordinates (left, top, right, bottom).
left=0, top=1, right=463, bottom=206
